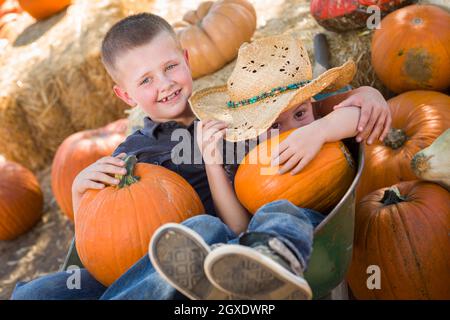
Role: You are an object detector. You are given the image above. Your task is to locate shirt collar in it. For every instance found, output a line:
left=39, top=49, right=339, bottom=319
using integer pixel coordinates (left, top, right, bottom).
left=141, top=117, right=196, bottom=139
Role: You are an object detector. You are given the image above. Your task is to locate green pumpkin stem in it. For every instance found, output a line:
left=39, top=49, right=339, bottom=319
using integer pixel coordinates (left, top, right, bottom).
left=381, top=186, right=406, bottom=206
left=384, top=128, right=407, bottom=150
left=116, top=155, right=140, bottom=189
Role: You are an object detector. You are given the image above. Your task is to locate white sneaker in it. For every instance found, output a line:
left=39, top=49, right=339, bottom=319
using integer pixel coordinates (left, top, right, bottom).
left=149, top=223, right=237, bottom=300
left=204, top=243, right=313, bottom=300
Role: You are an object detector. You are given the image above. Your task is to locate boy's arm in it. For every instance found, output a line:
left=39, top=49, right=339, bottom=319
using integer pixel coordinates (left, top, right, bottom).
left=314, top=106, right=360, bottom=143
left=313, top=86, right=391, bottom=144
left=205, top=164, right=251, bottom=235
left=196, top=120, right=251, bottom=235
left=273, top=107, right=360, bottom=175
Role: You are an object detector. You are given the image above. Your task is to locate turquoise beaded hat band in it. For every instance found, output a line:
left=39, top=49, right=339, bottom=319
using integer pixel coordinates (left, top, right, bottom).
left=226, top=80, right=311, bottom=109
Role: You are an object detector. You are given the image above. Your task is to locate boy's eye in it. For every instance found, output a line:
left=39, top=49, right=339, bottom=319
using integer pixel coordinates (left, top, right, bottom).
left=166, top=64, right=178, bottom=71
left=271, top=122, right=280, bottom=130
left=294, top=110, right=305, bottom=120
left=140, top=77, right=151, bottom=86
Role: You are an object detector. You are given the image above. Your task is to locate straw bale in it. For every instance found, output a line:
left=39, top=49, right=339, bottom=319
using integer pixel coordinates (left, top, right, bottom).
left=0, top=0, right=132, bottom=172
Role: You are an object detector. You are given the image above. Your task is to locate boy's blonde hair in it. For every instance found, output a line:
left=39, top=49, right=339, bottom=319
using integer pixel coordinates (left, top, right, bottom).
left=101, top=13, right=178, bottom=77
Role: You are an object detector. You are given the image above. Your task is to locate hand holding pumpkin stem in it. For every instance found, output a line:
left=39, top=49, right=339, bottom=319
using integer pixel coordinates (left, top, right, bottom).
left=71, top=153, right=127, bottom=214
left=115, top=155, right=140, bottom=189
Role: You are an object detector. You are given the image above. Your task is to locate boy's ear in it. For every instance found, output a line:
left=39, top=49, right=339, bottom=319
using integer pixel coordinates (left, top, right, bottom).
left=183, top=48, right=190, bottom=66
left=113, top=85, right=137, bottom=107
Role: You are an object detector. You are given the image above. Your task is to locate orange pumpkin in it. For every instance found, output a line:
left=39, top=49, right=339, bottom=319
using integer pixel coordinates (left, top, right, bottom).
left=75, top=155, right=205, bottom=286
left=348, top=181, right=450, bottom=299
left=371, top=5, right=450, bottom=93
left=18, top=0, right=71, bottom=20
left=0, top=158, right=43, bottom=240
left=356, top=90, right=450, bottom=203
left=173, top=0, right=256, bottom=79
left=235, top=129, right=355, bottom=214
left=51, top=119, right=128, bottom=222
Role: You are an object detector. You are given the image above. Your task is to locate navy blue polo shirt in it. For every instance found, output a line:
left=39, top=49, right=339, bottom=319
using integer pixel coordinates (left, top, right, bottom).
left=112, top=117, right=239, bottom=216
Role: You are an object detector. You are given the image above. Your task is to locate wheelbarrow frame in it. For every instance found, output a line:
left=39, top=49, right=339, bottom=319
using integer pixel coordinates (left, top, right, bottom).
left=61, top=140, right=364, bottom=300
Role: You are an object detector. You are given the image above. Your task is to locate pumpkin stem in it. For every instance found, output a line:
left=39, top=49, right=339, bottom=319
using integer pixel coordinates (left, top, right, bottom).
left=410, top=153, right=431, bottom=175
left=115, top=155, right=140, bottom=188
left=384, top=128, right=407, bottom=150
left=381, top=187, right=406, bottom=206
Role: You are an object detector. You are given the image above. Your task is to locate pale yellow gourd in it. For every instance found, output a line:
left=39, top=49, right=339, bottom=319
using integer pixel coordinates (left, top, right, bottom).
left=411, top=129, right=450, bottom=190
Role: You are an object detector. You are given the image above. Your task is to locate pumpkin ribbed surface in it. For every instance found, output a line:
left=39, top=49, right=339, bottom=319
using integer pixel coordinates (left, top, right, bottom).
left=348, top=181, right=450, bottom=299
left=75, top=159, right=205, bottom=286
left=235, top=129, right=355, bottom=214
left=371, top=5, right=450, bottom=93
left=0, top=159, right=43, bottom=240
left=356, top=90, right=450, bottom=203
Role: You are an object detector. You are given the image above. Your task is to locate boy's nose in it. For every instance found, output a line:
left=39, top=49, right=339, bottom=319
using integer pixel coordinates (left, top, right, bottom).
left=159, top=76, right=175, bottom=94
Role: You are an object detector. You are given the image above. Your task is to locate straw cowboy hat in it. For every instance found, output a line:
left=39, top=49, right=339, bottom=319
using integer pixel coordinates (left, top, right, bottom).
left=189, top=34, right=357, bottom=142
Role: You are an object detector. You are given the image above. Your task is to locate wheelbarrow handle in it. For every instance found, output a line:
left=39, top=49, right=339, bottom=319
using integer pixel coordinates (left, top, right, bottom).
left=313, top=33, right=331, bottom=78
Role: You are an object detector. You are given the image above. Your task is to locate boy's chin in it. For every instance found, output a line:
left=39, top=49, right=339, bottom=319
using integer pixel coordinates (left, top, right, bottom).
left=159, top=100, right=190, bottom=118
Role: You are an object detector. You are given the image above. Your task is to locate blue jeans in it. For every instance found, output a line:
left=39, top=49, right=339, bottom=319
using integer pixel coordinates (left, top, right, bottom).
left=11, top=200, right=323, bottom=300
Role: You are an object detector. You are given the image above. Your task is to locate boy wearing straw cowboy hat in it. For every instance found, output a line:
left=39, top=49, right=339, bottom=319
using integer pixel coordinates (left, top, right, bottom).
left=149, top=34, right=386, bottom=300
left=11, top=13, right=389, bottom=300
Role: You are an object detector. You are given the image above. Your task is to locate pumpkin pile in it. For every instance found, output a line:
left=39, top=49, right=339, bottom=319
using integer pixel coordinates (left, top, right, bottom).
left=51, top=119, right=128, bottom=222
left=173, top=0, right=257, bottom=79
left=235, top=129, right=356, bottom=215
left=0, top=157, right=43, bottom=240
left=75, top=155, right=205, bottom=286
left=349, top=89, right=450, bottom=299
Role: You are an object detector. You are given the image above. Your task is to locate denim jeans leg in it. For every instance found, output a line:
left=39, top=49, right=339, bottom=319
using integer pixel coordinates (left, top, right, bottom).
left=10, top=268, right=106, bottom=300
left=100, top=214, right=237, bottom=300
left=243, top=200, right=325, bottom=271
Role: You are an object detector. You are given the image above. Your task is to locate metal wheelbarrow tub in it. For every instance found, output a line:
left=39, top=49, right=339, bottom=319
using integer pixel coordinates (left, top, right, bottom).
left=304, top=139, right=364, bottom=299
left=62, top=139, right=364, bottom=300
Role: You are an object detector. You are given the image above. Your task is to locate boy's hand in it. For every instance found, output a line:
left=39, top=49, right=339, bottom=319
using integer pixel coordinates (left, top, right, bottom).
left=196, top=120, right=228, bottom=165
left=333, top=86, right=391, bottom=144
left=72, top=153, right=127, bottom=196
left=270, top=123, right=325, bottom=175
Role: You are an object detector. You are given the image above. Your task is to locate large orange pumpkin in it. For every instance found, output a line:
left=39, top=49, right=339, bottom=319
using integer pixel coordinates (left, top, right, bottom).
left=51, top=119, right=128, bottom=222
left=348, top=181, right=450, bottom=299
left=0, top=157, right=43, bottom=240
left=371, top=5, right=450, bottom=93
left=18, top=0, right=71, bottom=20
left=173, top=0, right=256, bottom=79
left=75, top=155, right=205, bottom=286
left=356, top=90, right=450, bottom=203
left=235, top=130, right=355, bottom=214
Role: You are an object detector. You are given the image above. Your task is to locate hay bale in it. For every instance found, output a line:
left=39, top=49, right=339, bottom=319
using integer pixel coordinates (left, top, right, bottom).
left=127, top=0, right=388, bottom=132
left=0, top=0, right=134, bottom=171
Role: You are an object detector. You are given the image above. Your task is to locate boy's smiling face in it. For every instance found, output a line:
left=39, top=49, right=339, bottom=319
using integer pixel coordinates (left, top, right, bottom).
left=112, top=31, right=194, bottom=124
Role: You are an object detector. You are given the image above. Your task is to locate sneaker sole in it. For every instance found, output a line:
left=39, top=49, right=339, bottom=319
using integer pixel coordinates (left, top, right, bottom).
left=149, top=223, right=230, bottom=300
left=204, top=244, right=313, bottom=300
